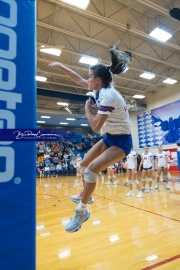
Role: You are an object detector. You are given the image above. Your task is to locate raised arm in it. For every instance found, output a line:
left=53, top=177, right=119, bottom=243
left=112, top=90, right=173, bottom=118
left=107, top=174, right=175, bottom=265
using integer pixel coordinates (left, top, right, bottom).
left=49, top=62, right=88, bottom=88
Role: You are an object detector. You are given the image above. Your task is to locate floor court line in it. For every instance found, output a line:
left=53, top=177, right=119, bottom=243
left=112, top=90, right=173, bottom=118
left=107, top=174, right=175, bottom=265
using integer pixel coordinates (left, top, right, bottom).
left=120, top=202, right=180, bottom=223
left=141, top=254, right=180, bottom=270
left=64, top=184, right=180, bottom=223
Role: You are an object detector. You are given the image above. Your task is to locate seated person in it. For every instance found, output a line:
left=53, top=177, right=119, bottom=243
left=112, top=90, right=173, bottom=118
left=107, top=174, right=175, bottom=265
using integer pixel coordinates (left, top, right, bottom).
left=69, top=160, right=76, bottom=175
left=62, top=162, right=68, bottom=176
left=52, top=154, right=59, bottom=165
left=37, top=162, right=44, bottom=178
left=44, top=164, right=50, bottom=177
left=49, top=163, right=56, bottom=177
left=44, top=157, right=51, bottom=166
left=56, top=162, right=62, bottom=176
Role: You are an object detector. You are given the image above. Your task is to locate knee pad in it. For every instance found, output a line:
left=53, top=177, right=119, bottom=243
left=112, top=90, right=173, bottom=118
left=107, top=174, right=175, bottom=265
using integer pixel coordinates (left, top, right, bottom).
left=148, top=178, right=152, bottom=182
left=128, top=179, right=132, bottom=184
left=80, top=166, right=86, bottom=175
left=84, top=168, right=98, bottom=183
left=157, top=174, right=160, bottom=178
left=108, top=175, right=111, bottom=180
left=142, top=178, right=145, bottom=182
left=135, top=180, right=139, bottom=185
left=76, top=174, right=80, bottom=177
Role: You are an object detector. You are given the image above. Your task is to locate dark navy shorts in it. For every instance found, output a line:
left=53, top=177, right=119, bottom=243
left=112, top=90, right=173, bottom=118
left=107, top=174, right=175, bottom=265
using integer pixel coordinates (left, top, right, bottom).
left=102, top=133, right=132, bottom=156
left=143, top=166, right=152, bottom=171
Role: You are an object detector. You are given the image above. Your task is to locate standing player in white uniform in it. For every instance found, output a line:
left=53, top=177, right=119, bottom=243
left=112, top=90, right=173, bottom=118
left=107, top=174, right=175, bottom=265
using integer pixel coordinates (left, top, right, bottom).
left=74, top=154, right=82, bottom=183
left=155, top=146, right=170, bottom=189
left=126, top=150, right=143, bottom=198
left=139, top=146, right=154, bottom=193
left=105, top=164, right=119, bottom=185
left=49, top=45, right=132, bottom=233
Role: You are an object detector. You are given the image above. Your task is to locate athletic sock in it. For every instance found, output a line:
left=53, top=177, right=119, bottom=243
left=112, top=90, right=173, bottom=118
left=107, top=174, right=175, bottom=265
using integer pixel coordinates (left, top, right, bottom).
left=77, top=201, right=87, bottom=211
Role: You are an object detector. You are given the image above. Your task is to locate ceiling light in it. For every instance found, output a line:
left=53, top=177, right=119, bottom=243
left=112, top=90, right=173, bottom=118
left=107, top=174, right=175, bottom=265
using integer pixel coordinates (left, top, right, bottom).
left=133, top=94, right=145, bottom=99
left=60, top=0, right=90, bottom=10
left=79, top=56, right=98, bottom=65
left=41, top=116, right=51, bottom=119
left=163, top=78, right=177, bottom=84
left=57, top=102, right=69, bottom=106
left=36, top=76, right=47, bottom=82
left=64, top=107, right=73, bottom=115
left=40, top=48, right=61, bottom=56
left=37, top=121, right=45, bottom=123
left=140, top=72, right=155, bottom=80
left=81, top=124, right=88, bottom=126
left=66, top=118, right=75, bottom=121
left=60, top=122, right=68, bottom=125
left=149, top=28, right=172, bottom=42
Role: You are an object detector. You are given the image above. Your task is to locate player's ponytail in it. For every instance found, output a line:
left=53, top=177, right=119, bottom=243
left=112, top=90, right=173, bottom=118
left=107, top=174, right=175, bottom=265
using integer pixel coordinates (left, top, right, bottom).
left=109, top=45, right=132, bottom=75
left=90, top=44, right=132, bottom=87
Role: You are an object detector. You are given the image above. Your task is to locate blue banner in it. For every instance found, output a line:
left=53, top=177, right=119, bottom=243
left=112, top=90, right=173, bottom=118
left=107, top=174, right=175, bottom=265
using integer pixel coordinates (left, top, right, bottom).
left=0, top=1, right=36, bottom=269
left=137, top=100, right=180, bottom=148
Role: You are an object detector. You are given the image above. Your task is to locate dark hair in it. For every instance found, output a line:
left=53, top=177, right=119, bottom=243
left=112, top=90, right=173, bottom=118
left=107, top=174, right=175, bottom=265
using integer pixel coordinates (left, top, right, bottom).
left=90, top=45, right=132, bottom=87
left=90, top=64, right=112, bottom=86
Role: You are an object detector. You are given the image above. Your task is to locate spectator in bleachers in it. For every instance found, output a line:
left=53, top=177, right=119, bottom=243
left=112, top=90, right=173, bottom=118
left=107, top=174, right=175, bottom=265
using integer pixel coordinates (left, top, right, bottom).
left=56, top=162, right=63, bottom=177
left=44, top=164, right=50, bottom=177
left=44, top=156, right=51, bottom=166
left=62, top=162, right=68, bottom=176
left=53, top=142, right=61, bottom=153
left=49, top=163, right=56, bottom=177
left=37, top=142, right=44, bottom=154
left=44, top=151, right=50, bottom=159
left=38, top=154, right=44, bottom=164
left=63, top=151, right=70, bottom=161
left=37, top=162, right=44, bottom=178
left=69, top=160, right=76, bottom=175
left=49, top=150, right=55, bottom=159
left=52, top=153, right=59, bottom=165
left=44, top=142, right=51, bottom=152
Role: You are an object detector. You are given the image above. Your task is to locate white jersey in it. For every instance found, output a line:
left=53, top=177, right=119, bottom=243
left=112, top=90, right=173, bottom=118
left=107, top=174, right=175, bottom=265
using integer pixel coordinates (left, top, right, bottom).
left=156, top=151, right=168, bottom=168
left=126, top=150, right=137, bottom=169
left=141, top=152, right=153, bottom=168
left=93, top=86, right=131, bottom=136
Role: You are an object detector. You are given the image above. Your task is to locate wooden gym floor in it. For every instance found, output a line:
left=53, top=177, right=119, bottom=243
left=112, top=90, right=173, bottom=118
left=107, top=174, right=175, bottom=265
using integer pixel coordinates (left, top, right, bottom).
left=37, top=171, right=180, bottom=270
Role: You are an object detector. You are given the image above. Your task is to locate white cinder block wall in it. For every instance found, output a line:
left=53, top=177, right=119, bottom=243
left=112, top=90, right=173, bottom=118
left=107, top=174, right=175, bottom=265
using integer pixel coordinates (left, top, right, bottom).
left=129, top=82, right=180, bottom=155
